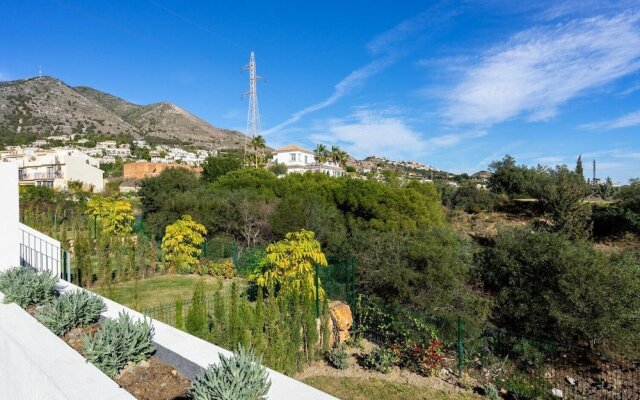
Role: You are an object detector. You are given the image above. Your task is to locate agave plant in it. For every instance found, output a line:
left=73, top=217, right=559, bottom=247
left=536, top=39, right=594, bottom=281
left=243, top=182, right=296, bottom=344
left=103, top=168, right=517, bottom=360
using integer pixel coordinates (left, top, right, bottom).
left=83, top=311, right=155, bottom=377
left=36, top=290, right=106, bottom=336
left=190, top=345, right=271, bottom=400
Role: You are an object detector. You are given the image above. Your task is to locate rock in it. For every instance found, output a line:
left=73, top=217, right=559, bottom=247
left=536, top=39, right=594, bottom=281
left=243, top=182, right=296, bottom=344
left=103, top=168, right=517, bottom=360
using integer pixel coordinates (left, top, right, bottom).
left=551, top=388, right=563, bottom=398
left=566, top=376, right=576, bottom=386
left=328, top=301, right=353, bottom=345
left=171, top=369, right=177, bottom=376
left=138, top=359, right=150, bottom=368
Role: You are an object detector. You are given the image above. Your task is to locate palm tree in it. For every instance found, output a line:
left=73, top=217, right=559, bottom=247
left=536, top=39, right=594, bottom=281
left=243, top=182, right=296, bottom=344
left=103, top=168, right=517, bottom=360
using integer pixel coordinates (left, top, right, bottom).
left=329, top=145, right=349, bottom=168
left=249, top=135, right=267, bottom=168
left=314, top=144, right=328, bottom=164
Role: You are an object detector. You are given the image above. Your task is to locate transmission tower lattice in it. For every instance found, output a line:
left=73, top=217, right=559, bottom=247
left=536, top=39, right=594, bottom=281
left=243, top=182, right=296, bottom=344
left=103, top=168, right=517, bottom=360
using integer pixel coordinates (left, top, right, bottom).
left=242, top=51, right=262, bottom=156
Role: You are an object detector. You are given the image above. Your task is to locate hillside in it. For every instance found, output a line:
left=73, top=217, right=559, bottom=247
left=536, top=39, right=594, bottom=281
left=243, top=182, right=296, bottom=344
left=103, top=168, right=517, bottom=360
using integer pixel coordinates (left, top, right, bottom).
left=0, top=76, right=246, bottom=149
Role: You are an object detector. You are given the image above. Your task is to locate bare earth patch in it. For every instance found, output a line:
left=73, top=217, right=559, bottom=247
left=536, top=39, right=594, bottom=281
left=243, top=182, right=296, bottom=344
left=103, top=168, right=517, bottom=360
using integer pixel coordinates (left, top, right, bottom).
left=61, top=323, right=100, bottom=354
left=114, top=357, right=191, bottom=400
left=295, top=340, right=471, bottom=396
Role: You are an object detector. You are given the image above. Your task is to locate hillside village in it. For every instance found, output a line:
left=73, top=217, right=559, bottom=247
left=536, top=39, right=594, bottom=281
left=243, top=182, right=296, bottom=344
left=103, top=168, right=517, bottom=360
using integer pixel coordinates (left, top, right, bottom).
left=0, top=132, right=477, bottom=193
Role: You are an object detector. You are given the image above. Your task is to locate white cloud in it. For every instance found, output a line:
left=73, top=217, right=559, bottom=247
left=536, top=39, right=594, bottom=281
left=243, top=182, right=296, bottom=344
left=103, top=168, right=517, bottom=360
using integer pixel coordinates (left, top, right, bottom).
left=263, top=56, right=397, bottom=135
left=264, top=8, right=448, bottom=136
left=445, top=12, right=640, bottom=126
left=581, top=110, right=640, bottom=130
left=309, top=107, right=486, bottom=160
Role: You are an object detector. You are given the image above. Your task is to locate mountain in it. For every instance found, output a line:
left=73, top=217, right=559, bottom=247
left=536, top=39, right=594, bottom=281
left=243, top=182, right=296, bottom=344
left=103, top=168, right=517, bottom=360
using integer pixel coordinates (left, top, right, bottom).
left=0, top=76, right=247, bottom=149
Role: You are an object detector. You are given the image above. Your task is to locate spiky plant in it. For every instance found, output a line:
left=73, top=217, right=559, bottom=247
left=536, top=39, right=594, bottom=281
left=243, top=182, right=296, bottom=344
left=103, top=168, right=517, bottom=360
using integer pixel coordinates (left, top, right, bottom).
left=190, top=345, right=271, bottom=400
left=0, top=267, right=58, bottom=308
left=36, top=290, right=106, bottom=336
left=83, top=311, right=155, bottom=377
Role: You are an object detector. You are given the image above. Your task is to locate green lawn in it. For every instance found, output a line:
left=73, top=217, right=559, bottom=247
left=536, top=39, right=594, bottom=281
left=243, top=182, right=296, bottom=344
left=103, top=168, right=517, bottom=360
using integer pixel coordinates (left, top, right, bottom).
left=303, top=377, right=477, bottom=400
left=91, top=274, right=244, bottom=310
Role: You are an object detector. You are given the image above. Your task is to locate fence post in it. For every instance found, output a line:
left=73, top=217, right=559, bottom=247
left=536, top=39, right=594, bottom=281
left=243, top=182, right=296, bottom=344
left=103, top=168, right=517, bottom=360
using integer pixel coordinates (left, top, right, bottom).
left=457, top=316, right=464, bottom=376
left=315, top=263, right=320, bottom=319
left=93, top=215, right=97, bottom=240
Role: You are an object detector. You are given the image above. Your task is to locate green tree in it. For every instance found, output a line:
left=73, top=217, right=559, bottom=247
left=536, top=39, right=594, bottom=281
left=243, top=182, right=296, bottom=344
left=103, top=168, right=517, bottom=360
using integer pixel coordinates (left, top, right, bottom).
left=538, top=166, right=592, bottom=240
left=268, top=163, right=287, bottom=176
left=249, top=135, right=267, bottom=168
left=186, top=280, right=208, bottom=339
left=161, top=215, right=207, bottom=273
left=253, top=230, right=328, bottom=298
left=477, top=227, right=640, bottom=353
left=575, top=154, right=584, bottom=179
left=201, top=153, right=243, bottom=183
left=85, top=196, right=135, bottom=236
left=487, top=155, right=530, bottom=196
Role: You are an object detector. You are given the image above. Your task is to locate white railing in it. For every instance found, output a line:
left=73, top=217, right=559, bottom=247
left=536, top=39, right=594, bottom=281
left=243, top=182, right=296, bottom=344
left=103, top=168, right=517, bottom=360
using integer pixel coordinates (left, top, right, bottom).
left=18, top=223, right=70, bottom=281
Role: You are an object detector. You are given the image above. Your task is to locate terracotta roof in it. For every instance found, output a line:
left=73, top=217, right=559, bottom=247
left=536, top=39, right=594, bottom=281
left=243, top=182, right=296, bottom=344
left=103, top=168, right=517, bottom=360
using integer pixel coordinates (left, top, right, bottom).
left=274, top=144, right=314, bottom=154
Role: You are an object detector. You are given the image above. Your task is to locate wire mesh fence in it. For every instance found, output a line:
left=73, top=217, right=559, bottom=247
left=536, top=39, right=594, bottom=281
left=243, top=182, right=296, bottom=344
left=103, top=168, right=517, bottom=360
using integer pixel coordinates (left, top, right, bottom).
left=354, top=296, right=640, bottom=399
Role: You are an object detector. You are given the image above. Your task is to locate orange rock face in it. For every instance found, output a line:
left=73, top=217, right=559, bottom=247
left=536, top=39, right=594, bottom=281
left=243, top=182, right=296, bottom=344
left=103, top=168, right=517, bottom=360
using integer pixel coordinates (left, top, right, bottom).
left=329, top=301, right=353, bottom=345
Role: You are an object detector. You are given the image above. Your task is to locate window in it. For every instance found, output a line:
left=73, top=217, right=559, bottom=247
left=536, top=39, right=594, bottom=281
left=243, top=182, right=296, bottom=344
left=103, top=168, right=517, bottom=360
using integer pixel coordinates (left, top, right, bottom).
left=36, top=180, right=53, bottom=188
left=289, top=153, right=296, bottom=162
left=304, top=155, right=308, bottom=164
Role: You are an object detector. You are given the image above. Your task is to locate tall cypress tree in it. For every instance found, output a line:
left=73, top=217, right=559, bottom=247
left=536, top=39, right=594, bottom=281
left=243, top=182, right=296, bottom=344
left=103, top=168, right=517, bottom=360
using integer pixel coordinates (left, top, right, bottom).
left=576, top=155, right=584, bottom=179
left=186, top=280, right=207, bottom=339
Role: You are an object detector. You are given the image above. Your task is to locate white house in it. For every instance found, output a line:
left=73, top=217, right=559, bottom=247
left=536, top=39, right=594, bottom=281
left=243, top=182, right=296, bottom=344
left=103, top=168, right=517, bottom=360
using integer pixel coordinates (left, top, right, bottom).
left=0, top=148, right=104, bottom=192
left=272, top=145, right=344, bottom=177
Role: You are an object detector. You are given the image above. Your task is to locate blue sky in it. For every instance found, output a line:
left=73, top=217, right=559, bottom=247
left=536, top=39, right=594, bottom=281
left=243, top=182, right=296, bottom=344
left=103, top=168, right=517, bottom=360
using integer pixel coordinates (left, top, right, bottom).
left=1, top=0, right=640, bottom=182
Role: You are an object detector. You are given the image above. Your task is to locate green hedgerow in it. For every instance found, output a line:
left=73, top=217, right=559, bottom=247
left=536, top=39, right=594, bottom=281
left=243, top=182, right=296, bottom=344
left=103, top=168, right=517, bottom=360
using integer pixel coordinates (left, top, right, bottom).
left=36, top=290, right=106, bottom=336
left=0, top=267, right=58, bottom=308
left=325, top=343, right=349, bottom=370
left=83, top=311, right=155, bottom=377
left=190, top=345, right=271, bottom=400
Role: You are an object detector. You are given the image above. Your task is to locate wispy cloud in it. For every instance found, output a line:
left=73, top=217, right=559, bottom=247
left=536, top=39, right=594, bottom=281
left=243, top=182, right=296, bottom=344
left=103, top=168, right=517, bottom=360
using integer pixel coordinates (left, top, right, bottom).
left=444, top=12, right=640, bottom=126
left=308, top=107, right=487, bottom=160
left=264, top=7, right=450, bottom=136
left=581, top=110, right=640, bottom=130
left=309, top=108, right=427, bottom=159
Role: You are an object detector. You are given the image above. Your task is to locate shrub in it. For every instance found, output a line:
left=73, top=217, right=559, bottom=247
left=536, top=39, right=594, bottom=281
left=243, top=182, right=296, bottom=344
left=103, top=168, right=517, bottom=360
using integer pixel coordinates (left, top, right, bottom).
left=325, top=343, right=349, bottom=370
left=83, top=311, right=155, bottom=377
left=205, top=259, right=236, bottom=279
left=401, top=339, right=445, bottom=376
left=360, top=346, right=399, bottom=373
left=0, top=267, right=58, bottom=308
left=36, top=290, right=106, bottom=336
left=483, top=384, right=500, bottom=400
left=190, top=345, right=271, bottom=400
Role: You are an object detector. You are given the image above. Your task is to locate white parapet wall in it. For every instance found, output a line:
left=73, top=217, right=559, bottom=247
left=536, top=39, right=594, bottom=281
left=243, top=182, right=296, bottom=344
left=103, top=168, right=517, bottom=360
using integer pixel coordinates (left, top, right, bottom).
left=0, top=291, right=134, bottom=400
left=55, top=280, right=338, bottom=400
left=0, top=162, right=20, bottom=270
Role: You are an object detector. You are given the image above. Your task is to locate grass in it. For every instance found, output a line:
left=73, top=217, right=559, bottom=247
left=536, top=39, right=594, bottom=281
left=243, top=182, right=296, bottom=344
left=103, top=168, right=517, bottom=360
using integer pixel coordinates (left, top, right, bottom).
left=92, top=274, right=245, bottom=310
left=302, top=376, right=477, bottom=400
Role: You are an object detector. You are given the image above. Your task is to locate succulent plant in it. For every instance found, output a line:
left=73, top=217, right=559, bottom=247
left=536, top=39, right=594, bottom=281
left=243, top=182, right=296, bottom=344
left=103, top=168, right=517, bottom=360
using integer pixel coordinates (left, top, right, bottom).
left=83, top=311, right=155, bottom=377
left=36, top=289, right=106, bottom=336
left=0, top=266, right=58, bottom=308
left=190, top=345, right=271, bottom=400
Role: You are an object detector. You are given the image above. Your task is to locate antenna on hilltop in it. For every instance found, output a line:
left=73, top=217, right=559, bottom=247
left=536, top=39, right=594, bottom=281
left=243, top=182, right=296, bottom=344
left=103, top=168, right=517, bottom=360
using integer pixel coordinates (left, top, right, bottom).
left=242, top=51, right=263, bottom=160
left=38, top=65, right=42, bottom=78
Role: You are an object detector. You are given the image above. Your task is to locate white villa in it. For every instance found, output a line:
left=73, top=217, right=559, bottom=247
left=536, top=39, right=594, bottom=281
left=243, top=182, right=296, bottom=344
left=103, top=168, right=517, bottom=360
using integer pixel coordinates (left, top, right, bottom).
left=272, top=145, right=344, bottom=177
left=0, top=148, right=104, bottom=192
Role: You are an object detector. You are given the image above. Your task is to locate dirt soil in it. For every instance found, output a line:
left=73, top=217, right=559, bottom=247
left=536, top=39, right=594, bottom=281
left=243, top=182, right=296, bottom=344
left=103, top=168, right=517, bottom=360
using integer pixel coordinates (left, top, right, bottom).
left=294, top=339, right=468, bottom=394
left=61, top=323, right=100, bottom=354
left=114, top=357, right=191, bottom=400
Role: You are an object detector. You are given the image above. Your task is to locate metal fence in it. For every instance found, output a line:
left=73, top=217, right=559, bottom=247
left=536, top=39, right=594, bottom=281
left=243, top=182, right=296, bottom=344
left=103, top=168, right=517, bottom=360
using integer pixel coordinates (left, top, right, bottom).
left=142, top=294, right=217, bottom=327
left=19, top=224, right=71, bottom=281
left=355, top=297, right=639, bottom=400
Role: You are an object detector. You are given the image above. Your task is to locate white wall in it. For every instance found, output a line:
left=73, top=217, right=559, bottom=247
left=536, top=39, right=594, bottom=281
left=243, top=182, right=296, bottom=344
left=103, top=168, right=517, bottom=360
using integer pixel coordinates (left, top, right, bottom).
left=0, top=292, right=134, bottom=400
left=63, top=155, right=104, bottom=192
left=0, top=162, right=19, bottom=270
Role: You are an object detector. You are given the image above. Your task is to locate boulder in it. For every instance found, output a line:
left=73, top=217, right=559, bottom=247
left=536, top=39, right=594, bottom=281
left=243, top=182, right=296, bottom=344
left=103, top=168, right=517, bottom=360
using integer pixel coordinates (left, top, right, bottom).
left=328, top=301, right=353, bottom=345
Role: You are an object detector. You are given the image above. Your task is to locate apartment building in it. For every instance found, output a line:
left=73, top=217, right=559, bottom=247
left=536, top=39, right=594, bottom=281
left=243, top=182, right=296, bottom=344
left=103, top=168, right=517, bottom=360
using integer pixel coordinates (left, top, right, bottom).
left=0, top=148, right=104, bottom=192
